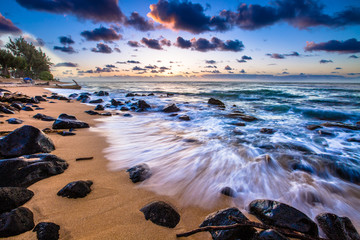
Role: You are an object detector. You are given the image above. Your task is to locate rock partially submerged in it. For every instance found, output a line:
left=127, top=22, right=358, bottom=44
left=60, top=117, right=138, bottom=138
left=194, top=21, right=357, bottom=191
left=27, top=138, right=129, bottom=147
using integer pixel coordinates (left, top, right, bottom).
left=200, top=207, right=256, bottom=240
left=126, top=164, right=151, bottom=183
left=163, top=103, right=180, bottom=113
left=0, top=154, right=68, bottom=188
left=0, top=207, right=34, bottom=237
left=52, top=114, right=89, bottom=129
left=33, top=222, right=60, bottom=240
left=321, top=122, right=360, bottom=130
left=208, top=98, right=225, bottom=108
left=0, top=125, right=55, bottom=158
left=57, top=180, right=93, bottom=198
left=140, top=201, right=180, bottom=228
left=220, top=187, right=236, bottom=197
left=0, top=187, right=34, bottom=213
left=249, top=199, right=318, bottom=237
left=316, top=213, right=360, bottom=240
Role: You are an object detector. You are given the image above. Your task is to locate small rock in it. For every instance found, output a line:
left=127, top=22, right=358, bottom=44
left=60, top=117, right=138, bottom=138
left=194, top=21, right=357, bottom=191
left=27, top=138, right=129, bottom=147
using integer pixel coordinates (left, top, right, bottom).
left=57, top=131, right=76, bottom=136
left=35, top=96, right=47, bottom=102
left=89, top=99, right=103, bottom=104
left=232, top=122, right=246, bottom=127
left=163, top=103, right=180, bottom=113
left=321, top=122, right=360, bottom=131
left=316, top=213, right=360, bottom=240
left=33, top=222, right=60, bottom=240
left=137, top=100, right=151, bottom=110
left=200, top=207, right=256, bottom=240
left=0, top=125, right=55, bottom=158
left=208, top=98, right=225, bottom=108
left=249, top=199, right=318, bottom=237
left=111, top=99, right=123, bottom=106
left=140, top=201, right=180, bottom=228
left=226, top=113, right=258, bottom=122
left=68, top=93, right=78, bottom=99
left=35, top=107, right=44, bottom=110
left=95, top=91, right=109, bottom=96
left=33, top=113, right=55, bottom=121
left=57, top=96, right=69, bottom=101
left=57, top=180, right=93, bottom=198
left=127, top=164, right=151, bottom=183
left=6, top=118, right=23, bottom=124
left=220, top=187, right=236, bottom=197
left=0, top=187, right=34, bottom=213
left=123, top=113, right=132, bottom=117
left=0, top=207, right=34, bottom=237
left=100, top=112, right=112, bottom=116
left=258, top=229, right=289, bottom=240
left=179, top=115, right=190, bottom=121
left=126, top=93, right=135, bottom=97
left=94, top=105, right=104, bottom=111
left=306, top=124, right=322, bottom=130
left=85, top=110, right=99, bottom=115
left=317, top=130, right=335, bottom=136
left=0, top=106, right=15, bottom=114
left=52, top=113, right=89, bottom=129
left=260, top=128, right=275, bottom=134
left=10, top=103, right=22, bottom=110
left=120, top=106, right=129, bottom=111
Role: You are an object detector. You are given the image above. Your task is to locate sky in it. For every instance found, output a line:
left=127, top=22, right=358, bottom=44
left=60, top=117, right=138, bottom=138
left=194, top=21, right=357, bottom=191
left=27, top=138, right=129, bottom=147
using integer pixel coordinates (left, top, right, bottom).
left=0, top=0, right=360, bottom=80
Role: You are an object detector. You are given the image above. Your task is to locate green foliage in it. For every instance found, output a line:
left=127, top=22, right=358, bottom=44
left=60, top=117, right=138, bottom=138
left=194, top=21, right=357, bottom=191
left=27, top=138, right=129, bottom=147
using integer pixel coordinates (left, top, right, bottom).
left=39, top=71, right=53, bottom=80
left=3, top=37, right=52, bottom=79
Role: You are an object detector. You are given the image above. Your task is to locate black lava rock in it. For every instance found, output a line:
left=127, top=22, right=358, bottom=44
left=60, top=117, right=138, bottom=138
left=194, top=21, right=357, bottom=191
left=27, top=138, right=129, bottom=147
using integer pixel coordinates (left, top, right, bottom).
left=94, top=104, right=104, bottom=110
left=6, top=118, right=23, bottom=124
left=0, top=106, right=15, bottom=114
left=137, top=100, right=151, bottom=110
left=0, top=207, right=34, bottom=237
left=120, top=106, right=129, bottom=111
left=316, top=213, right=360, bottom=240
left=57, top=180, right=93, bottom=198
left=163, top=103, right=180, bottom=113
left=126, top=93, right=136, bottom=97
left=35, top=96, right=47, bottom=102
left=126, top=164, right=151, bottom=183
left=0, top=187, right=34, bottom=213
left=0, top=125, right=55, bottom=158
left=10, top=103, right=22, bottom=110
left=33, top=113, right=56, bottom=121
left=200, top=207, right=256, bottom=240
left=249, top=199, right=318, bottom=237
left=258, top=229, right=289, bottom=240
left=0, top=154, right=68, bottom=188
left=85, top=110, right=99, bottom=115
left=220, top=187, right=236, bottom=197
left=208, top=98, right=225, bottom=107
left=22, top=106, right=34, bottom=111
left=89, top=99, right=103, bottom=104
left=33, top=222, right=60, bottom=240
left=57, top=131, right=76, bottom=136
left=52, top=113, right=89, bottom=129
left=111, top=99, right=123, bottom=106
left=260, top=128, right=276, bottom=134
left=179, top=115, right=190, bottom=121
left=140, top=201, right=180, bottom=228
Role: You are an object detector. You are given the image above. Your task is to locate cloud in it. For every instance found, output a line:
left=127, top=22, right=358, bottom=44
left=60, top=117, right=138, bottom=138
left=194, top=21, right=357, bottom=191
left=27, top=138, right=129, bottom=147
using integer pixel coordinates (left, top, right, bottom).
left=55, top=62, right=78, bottom=67
left=125, top=12, right=156, bottom=31
left=160, top=66, right=170, bottom=70
left=240, top=69, right=246, bottom=73
left=204, top=65, right=217, bottom=68
left=95, top=67, right=113, bottom=73
left=53, top=46, right=76, bottom=54
left=127, top=60, right=140, bottom=64
left=78, top=70, right=94, bottom=74
left=178, top=37, right=244, bottom=52
left=16, top=0, right=125, bottom=23
left=282, top=71, right=289, bottom=74
left=319, top=59, right=333, bottom=64
left=148, top=0, right=211, bottom=33
left=349, top=55, right=359, bottom=58
left=0, top=13, right=22, bottom=35
left=266, top=51, right=301, bottom=59
left=105, top=64, right=116, bottom=68
left=335, top=67, right=342, bottom=69
left=145, top=65, right=157, bottom=69
left=81, top=27, right=122, bottom=42
left=91, top=43, right=113, bottom=53
left=141, top=37, right=170, bottom=50
left=305, top=38, right=360, bottom=53
left=127, top=41, right=141, bottom=47
left=59, top=36, right=75, bottom=45
left=224, top=65, right=232, bottom=70
left=205, top=60, right=216, bottom=64
left=175, top=37, right=192, bottom=49
left=114, top=47, right=121, bottom=53
left=132, top=66, right=146, bottom=71
left=241, top=55, right=252, bottom=60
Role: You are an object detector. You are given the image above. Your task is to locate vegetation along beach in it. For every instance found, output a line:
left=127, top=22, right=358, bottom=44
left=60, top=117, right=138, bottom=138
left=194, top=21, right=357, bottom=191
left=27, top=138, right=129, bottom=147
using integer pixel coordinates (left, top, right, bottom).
left=0, top=0, right=360, bottom=239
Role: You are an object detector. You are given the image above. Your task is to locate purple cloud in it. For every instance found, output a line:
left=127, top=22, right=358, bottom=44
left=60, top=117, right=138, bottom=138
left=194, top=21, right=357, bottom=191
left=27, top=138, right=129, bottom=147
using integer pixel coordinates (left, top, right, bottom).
left=319, top=59, right=333, bottom=64
left=55, top=62, right=78, bottom=67
left=53, top=46, right=76, bottom=54
left=127, top=40, right=141, bottom=47
left=59, top=36, right=74, bottom=45
left=174, top=37, right=244, bottom=52
left=81, top=27, right=122, bottom=42
left=175, top=37, right=192, bottom=49
left=305, top=38, right=360, bottom=53
left=141, top=37, right=170, bottom=50
left=91, top=43, right=113, bottom=53
left=0, top=13, right=22, bottom=35
left=125, top=12, right=156, bottom=31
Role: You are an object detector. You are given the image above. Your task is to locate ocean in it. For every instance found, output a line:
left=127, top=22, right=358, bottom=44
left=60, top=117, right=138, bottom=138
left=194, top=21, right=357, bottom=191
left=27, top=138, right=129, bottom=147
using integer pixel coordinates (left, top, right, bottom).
left=51, top=79, right=360, bottom=226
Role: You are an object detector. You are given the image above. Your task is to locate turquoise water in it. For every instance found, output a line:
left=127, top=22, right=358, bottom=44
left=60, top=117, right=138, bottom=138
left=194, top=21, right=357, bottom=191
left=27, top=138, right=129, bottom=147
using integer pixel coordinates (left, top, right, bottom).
left=51, top=80, right=360, bottom=226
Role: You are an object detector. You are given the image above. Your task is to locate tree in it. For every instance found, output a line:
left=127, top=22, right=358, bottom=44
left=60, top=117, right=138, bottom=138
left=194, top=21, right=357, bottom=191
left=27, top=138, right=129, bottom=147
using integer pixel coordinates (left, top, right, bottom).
left=0, top=49, right=15, bottom=77
left=5, top=37, right=52, bottom=78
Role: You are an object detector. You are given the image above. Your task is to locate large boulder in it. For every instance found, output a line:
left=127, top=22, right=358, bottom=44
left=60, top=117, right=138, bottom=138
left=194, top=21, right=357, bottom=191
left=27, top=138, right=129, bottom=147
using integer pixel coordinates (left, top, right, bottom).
left=316, top=213, right=360, bottom=240
left=33, top=113, right=56, bottom=121
left=0, top=207, right=34, bottom=237
left=0, top=125, right=55, bottom=158
left=33, top=222, right=60, bottom=240
left=57, top=180, right=93, bottom=198
left=249, top=200, right=318, bottom=237
left=140, top=201, right=180, bottom=228
left=208, top=98, right=225, bottom=108
left=126, top=164, right=151, bottom=183
left=137, top=100, right=151, bottom=110
left=199, top=207, right=256, bottom=240
left=52, top=113, right=89, bottom=129
left=0, top=187, right=34, bottom=213
left=163, top=103, right=180, bottom=113
left=0, top=154, right=68, bottom=188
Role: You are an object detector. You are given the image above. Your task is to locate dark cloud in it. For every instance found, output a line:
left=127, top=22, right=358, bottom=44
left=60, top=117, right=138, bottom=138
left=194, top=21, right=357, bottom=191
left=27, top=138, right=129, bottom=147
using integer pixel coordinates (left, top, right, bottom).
left=127, top=60, right=140, bottom=64
left=349, top=55, right=359, bottom=58
left=160, top=38, right=171, bottom=46
left=185, top=37, right=244, bottom=52
left=348, top=73, right=360, bottom=76
left=224, top=65, right=232, bottom=70
left=127, top=41, right=141, bottom=47
left=240, top=69, right=246, bottom=73
left=36, top=38, right=45, bottom=46
left=0, top=13, right=22, bottom=35
left=148, top=0, right=210, bottom=33
left=175, top=37, right=192, bottom=49
left=266, top=53, right=285, bottom=59
left=53, top=46, right=76, bottom=54
left=282, top=71, right=289, bottom=74
left=59, top=36, right=74, bottom=45
left=114, top=47, right=121, bottom=53
left=78, top=70, right=94, bottom=74
left=132, top=66, right=146, bottom=71
left=212, top=70, right=220, bottom=74
left=125, top=12, right=156, bottom=31
left=141, top=37, right=170, bottom=50
left=105, top=64, right=116, bottom=68
left=286, top=51, right=300, bottom=57
left=55, top=62, right=78, bottom=67
left=204, top=65, right=217, bottom=68
left=335, top=67, right=342, bottom=70
left=16, top=0, right=124, bottom=23
left=151, top=70, right=159, bottom=73
left=305, top=38, right=360, bottom=53
left=242, top=55, right=252, bottom=60
left=205, top=60, right=216, bottom=64
left=160, top=66, right=170, bottom=70
left=145, top=65, right=157, bottom=69
left=95, top=67, right=113, bottom=73
left=116, top=61, right=126, bottom=64
left=91, top=43, right=112, bottom=54
left=81, top=27, right=122, bottom=42
left=319, top=59, right=333, bottom=64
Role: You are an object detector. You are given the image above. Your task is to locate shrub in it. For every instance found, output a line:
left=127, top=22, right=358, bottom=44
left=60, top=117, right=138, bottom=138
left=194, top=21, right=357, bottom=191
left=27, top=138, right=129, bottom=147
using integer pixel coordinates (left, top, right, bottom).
left=39, top=71, right=53, bottom=81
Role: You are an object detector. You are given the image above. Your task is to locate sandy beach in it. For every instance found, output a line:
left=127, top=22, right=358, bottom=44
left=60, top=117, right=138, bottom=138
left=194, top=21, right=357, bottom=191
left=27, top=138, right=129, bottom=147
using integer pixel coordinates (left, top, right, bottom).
left=0, top=85, right=229, bottom=240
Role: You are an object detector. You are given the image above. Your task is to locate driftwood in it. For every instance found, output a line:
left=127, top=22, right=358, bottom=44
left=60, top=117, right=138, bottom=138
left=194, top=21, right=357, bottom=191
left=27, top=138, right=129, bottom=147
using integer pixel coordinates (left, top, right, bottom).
left=76, top=157, right=94, bottom=161
left=176, top=216, right=328, bottom=240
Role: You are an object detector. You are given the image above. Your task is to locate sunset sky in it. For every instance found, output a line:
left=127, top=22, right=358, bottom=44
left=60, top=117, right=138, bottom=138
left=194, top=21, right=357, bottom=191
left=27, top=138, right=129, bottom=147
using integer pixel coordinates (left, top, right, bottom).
left=1, top=0, right=359, bottom=80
